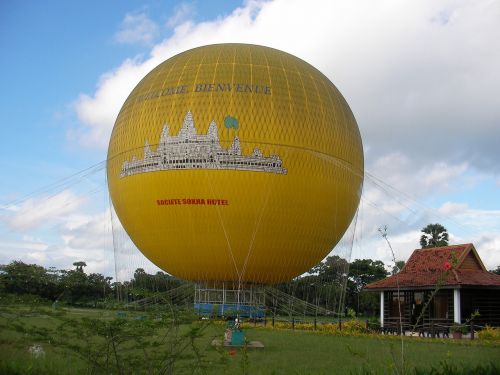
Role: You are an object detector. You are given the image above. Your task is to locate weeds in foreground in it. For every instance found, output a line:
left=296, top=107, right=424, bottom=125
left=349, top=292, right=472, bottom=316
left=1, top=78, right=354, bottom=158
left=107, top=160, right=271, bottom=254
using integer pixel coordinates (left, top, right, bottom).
left=0, top=305, right=225, bottom=374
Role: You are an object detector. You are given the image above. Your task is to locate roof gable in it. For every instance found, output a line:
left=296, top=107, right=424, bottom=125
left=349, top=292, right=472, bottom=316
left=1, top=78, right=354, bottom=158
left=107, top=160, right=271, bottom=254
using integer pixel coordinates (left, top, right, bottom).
left=456, top=245, right=486, bottom=271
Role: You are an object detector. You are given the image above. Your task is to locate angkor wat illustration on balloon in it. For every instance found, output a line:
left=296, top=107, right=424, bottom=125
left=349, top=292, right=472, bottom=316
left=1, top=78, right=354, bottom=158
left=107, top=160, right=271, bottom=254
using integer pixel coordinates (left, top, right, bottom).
left=120, top=111, right=287, bottom=178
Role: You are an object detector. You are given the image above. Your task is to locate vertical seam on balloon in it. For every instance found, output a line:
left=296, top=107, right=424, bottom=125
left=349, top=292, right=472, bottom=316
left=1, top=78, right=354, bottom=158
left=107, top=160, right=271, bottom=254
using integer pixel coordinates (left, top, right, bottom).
left=249, top=45, right=254, bottom=144
left=156, top=53, right=181, bottom=142
left=308, top=70, right=327, bottom=161
left=262, top=49, right=275, bottom=116
left=278, top=54, right=293, bottom=145
left=208, top=46, right=223, bottom=123
left=187, top=49, right=205, bottom=123
left=229, top=46, right=236, bottom=124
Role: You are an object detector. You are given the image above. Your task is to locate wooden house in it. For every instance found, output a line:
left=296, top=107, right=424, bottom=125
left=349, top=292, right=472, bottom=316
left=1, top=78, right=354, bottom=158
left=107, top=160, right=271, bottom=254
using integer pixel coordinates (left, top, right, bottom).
left=365, top=244, right=500, bottom=333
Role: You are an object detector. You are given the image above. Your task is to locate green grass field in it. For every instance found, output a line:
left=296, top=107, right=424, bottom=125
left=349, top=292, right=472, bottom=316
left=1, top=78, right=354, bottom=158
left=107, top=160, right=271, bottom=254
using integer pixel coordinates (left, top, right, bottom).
left=226, top=329, right=500, bottom=374
left=0, top=304, right=499, bottom=375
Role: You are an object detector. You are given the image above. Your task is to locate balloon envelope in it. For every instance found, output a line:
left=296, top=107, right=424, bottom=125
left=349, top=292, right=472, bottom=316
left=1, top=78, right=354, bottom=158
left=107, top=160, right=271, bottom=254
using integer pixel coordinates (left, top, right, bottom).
left=107, top=44, right=364, bottom=284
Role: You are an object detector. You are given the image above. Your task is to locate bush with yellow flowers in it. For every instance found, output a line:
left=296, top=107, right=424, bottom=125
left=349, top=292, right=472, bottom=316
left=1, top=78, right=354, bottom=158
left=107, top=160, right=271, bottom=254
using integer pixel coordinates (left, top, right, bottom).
left=341, top=319, right=369, bottom=334
left=248, top=318, right=370, bottom=336
left=478, top=325, right=500, bottom=341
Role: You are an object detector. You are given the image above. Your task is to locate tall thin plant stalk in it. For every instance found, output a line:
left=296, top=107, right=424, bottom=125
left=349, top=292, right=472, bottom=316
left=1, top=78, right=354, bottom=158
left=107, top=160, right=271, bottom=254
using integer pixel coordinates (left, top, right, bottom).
left=379, top=226, right=404, bottom=375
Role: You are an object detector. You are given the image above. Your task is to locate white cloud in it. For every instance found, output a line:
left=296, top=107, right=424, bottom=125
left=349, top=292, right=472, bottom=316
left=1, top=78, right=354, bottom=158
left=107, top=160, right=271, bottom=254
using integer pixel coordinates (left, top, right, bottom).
left=0, top=238, right=49, bottom=267
left=369, top=153, right=468, bottom=197
left=438, top=201, right=468, bottom=216
left=473, top=234, right=500, bottom=270
left=60, top=211, right=112, bottom=251
left=114, top=12, right=159, bottom=45
left=167, top=2, right=195, bottom=29
left=436, top=204, right=500, bottom=269
left=0, top=239, right=48, bottom=252
left=360, top=153, right=470, bottom=239
left=445, top=207, right=500, bottom=235
left=72, top=57, right=158, bottom=149
left=50, top=209, right=116, bottom=274
left=418, top=163, right=469, bottom=191
left=3, top=190, right=86, bottom=231
left=0, top=209, right=116, bottom=276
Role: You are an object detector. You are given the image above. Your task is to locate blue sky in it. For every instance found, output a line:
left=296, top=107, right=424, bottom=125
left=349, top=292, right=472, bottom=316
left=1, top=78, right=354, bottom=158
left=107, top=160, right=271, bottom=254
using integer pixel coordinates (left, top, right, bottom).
left=1, top=0, right=499, bottom=277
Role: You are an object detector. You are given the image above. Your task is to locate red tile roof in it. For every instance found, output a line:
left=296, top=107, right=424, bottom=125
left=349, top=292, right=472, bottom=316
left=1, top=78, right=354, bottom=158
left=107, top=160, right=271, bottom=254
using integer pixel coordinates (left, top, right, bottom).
left=365, top=244, right=500, bottom=290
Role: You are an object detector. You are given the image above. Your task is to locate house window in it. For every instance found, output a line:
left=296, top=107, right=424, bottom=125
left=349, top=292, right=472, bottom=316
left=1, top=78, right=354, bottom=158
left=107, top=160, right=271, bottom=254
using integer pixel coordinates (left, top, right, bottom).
left=411, top=292, right=425, bottom=325
left=414, top=292, right=424, bottom=305
left=433, top=294, right=448, bottom=319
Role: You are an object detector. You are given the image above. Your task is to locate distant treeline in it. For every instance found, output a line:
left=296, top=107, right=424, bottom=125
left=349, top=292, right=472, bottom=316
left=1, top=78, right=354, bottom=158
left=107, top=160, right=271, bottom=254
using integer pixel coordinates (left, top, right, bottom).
left=0, top=257, right=393, bottom=315
left=0, top=261, right=183, bottom=306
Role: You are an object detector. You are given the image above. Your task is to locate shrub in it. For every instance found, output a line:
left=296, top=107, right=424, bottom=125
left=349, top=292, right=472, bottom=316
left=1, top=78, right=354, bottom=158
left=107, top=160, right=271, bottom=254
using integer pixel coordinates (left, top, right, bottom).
left=449, top=323, right=468, bottom=334
left=318, top=322, right=341, bottom=334
left=346, top=308, right=356, bottom=318
left=342, top=319, right=368, bottom=334
left=294, top=322, right=314, bottom=331
left=478, top=325, right=500, bottom=341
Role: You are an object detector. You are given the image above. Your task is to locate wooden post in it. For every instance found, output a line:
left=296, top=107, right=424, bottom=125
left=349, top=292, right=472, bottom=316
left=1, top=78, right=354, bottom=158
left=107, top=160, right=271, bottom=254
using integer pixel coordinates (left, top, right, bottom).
left=380, top=291, right=384, bottom=330
left=338, top=317, right=342, bottom=331
left=470, top=321, right=474, bottom=340
left=272, top=316, right=275, bottom=328
left=366, top=319, right=369, bottom=331
left=431, top=320, right=435, bottom=338
left=314, top=318, right=317, bottom=331
left=292, top=318, right=295, bottom=330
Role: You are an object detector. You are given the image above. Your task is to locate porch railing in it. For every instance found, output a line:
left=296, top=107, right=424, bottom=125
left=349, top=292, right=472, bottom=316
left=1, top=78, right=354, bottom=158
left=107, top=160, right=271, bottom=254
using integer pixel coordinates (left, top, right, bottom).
left=379, top=317, right=481, bottom=339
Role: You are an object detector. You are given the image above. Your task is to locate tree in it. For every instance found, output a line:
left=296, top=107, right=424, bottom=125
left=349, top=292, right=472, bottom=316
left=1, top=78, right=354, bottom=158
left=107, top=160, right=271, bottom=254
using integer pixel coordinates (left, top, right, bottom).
left=391, top=260, right=406, bottom=275
left=420, top=223, right=449, bottom=248
left=1, top=260, right=118, bottom=305
left=87, top=273, right=113, bottom=301
left=489, top=266, right=500, bottom=275
left=60, top=269, right=89, bottom=303
left=347, top=259, right=388, bottom=315
left=348, top=259, right=388, bottom=292
left=310, top=255, right=349, bottom=283
left=73, top=261, right=87, bottom=273
left=0, top=261, right=60, bottom=299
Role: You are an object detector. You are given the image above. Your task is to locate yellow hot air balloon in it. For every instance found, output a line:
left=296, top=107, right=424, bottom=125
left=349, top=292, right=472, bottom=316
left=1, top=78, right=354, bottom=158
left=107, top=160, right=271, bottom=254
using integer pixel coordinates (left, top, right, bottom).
left=107, top=43, right=363, bottom=285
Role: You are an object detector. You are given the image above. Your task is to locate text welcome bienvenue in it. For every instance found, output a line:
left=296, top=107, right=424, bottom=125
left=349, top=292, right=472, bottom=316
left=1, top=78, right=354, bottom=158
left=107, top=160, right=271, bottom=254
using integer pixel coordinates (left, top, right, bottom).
left=137, top=83, right=271, bottom=102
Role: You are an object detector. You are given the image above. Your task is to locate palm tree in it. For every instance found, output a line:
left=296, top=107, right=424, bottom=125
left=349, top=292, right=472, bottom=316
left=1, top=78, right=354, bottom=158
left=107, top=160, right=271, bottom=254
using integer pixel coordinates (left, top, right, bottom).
left=420, top=223, right=449, bottom=248
left=73, top=261, right=87, bottom=273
